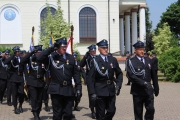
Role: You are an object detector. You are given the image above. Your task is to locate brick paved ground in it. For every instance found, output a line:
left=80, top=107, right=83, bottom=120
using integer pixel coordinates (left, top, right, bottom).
left=0, top=76, right=180, bottom=120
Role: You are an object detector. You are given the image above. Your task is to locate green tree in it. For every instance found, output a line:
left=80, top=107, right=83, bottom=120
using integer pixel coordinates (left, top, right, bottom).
left=144, top=7, right=154, bottom=52
left=159, top=47, right=180, bottom=82
left=145, top=7, right=152, bottom=35
left=39, top=0, right=71, bottom=48
left=155, top=1, right=180, bottom=36
left=152, top=23, right=173, bottom=55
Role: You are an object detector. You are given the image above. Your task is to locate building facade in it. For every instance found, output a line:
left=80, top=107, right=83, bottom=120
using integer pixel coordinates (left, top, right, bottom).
left=0, top=0, right=146, bottom=55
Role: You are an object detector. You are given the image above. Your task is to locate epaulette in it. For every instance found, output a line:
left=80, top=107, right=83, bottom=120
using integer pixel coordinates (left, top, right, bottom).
left=50, top=51, right=57, bottom=57
left=130, top=56, right=135, bottom=59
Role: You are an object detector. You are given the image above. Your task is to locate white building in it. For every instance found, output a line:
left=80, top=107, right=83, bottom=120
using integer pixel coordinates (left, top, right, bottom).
left=0, top=0, right=146, bottom=55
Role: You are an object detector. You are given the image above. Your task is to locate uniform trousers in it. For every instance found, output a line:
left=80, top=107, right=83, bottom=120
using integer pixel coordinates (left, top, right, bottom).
left=11, top=82, right=24, bottom=107
left=51, top=94, right=73, bottom=120
left=96, top=95, right=116, bottom=120
left=29, top=86, right=44, bottom=112
left=0, top=79, right=7, bottom=102
left=42, top=87, right=49, bottom=104
left=87, top=85, right=95, bottom=108
left=7, top=80, right=12, bottom=103
left=133, top=95, right=155, bottom=120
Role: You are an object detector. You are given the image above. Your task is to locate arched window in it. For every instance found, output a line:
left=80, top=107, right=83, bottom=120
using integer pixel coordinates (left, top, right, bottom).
left=40, top=7, right=56, bottom=21
left=79, top=7, right=96, bottom=43
left=40, top=7, right=56, bottom=34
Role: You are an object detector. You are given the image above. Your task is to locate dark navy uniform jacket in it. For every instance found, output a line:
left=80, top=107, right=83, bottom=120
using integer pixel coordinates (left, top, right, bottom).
left=80, top=55, right=94, bottom=75
left=0, top=57, right=8, bottom=80
left=37, top=48, right=82, bottom=96
left=20, top=53, right=46, bottom=87
left=87, top=55, right=123, bottom=96
left=151, top=56, right=158, bottom=71
left=4, top=55, right=24, bottom=83
left=80, top=55, right=96, bottom=84
left=127, top=56, right=159, bottom=96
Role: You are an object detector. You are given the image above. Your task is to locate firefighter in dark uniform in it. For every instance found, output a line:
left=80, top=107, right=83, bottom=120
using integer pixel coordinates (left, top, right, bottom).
left=4, top=46, right=25, bottom=114
left=37, top=37, right=82, bottom=120
left=72, top=52, right=83, bottom=111
left=20, top=50, right=30, bottom=102
left=87, top=39, right=123, bottom=120
left=151, top=52, right=158, bottom=75
left=3, top=50, right=13, bottom=106
left=125, top=51, right=131, bottom=85
left=0, top=51, right=8, bottom=104
left=79, top=44, right=97, bottom=119
left=20, top=45, right=46, bottom=120
left=126, top=41, right=159, bottom=120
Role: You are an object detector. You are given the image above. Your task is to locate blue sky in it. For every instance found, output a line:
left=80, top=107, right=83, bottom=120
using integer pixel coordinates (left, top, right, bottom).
left=146, top=0, right=177, bottom=30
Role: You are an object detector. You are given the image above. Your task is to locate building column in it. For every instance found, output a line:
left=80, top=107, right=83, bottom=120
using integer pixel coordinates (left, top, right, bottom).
left=124, top=12, right=131, bottom=54
left=119, top=15, right=124, bottom=55
left=139, top=4, right=146, bottom=43
left=131, top=9, right=138, bottom=53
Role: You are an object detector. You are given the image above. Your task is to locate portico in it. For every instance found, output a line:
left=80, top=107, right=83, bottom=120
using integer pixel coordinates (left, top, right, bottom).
left=119, top=1, right=146, bottom=55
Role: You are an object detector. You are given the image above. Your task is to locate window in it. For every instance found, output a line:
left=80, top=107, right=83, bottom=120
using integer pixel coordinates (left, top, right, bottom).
left=79, top=7, right=96, bottom=43
left=40, top=7, right=56, bottom=21
left=40, top=7, right=56, bottom=34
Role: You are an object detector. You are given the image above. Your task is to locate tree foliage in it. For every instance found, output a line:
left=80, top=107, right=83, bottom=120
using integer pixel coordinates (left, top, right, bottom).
left=39, top=0, right=71, bottom=48
left=156, top=1, right=180, bottom=36
left=145, top=7, right=152, bottom=35
left=145, top=33, right=154, bottom=52
left=0, top=46, right=13, bottom=54
left=159, top=47, right=180, bottom=82
left=152, top=23, right=174, bottom=55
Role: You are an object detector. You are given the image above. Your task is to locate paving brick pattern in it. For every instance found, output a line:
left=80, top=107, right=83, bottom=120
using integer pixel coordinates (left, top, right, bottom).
left=0, top=76, right=180, bottom=120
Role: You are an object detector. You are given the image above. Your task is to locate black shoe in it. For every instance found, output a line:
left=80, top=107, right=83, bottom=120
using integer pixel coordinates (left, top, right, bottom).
left=19, top=106, right=23, bottom=113
left=0, top=101, right=2, bottom=104
left=33, top=112, right=40, bottom=120
left=44, top=105, right=50, bottom=112
left=7, top=101, right=12, bottom=106
left=74, top=106, right=80, bottom=111
left=91, top=112, right=96, bottom=119
left=14, top=108, right=20, bottom=114
left=71, top=114, right=75, bottom=118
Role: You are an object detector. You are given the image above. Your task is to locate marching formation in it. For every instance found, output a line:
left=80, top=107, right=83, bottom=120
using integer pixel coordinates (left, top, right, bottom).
left=0, top=38, right=159, bottom=120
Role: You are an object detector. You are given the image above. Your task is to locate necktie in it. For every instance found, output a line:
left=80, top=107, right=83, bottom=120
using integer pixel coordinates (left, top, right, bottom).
left=60, top=54, right=65, bottom=59
left=18, top=57, right=20, bottom=63
left=105, top=57, right=108, bottom=63
left=141, top=58, right=144, bottom=64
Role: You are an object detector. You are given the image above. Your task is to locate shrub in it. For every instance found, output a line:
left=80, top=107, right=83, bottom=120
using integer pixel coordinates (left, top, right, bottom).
left=159, top=47, right=180, bottom=82
left=0, top=46, right=13, bottom=54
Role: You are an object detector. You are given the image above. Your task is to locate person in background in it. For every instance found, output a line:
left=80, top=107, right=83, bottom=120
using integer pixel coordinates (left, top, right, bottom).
left=0, top=51, right=8, bottom=104
left=4, top=46, right=25, bottom=114
left=72, top=52, right=83, bottom=111
left=125, top=51, right=131, bottom=86
left=79, top=44, right=97, bottom=119
left=151, top=52, right=158, bottom=75
left=3, top=50, right=12, bottom=106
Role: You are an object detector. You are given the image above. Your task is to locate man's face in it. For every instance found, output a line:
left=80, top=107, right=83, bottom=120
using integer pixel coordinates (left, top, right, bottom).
left=135, top=48, right=145, bottom=57
left=15, top=51, right=20, bottom=56
left=57, top=46, right=67, bottom=55
left=90, top=50, right=96, bottom=56
left=98, top=47, right=108, bottom=56
left=126, top=54, right=130, bottom=57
